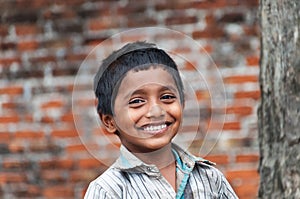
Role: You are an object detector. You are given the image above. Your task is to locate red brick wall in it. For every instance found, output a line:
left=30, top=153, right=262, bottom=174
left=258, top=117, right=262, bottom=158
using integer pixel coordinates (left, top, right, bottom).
left=0, top=0, right=260, bottom=198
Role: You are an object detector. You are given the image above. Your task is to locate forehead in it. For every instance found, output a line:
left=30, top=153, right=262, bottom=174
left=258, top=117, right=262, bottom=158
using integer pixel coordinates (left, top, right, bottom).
left=117, top=66, right=178, bottom=94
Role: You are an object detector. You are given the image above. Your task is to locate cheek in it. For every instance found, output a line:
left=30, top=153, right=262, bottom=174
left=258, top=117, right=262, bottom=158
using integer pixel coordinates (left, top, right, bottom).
left=128, top=108, right=146, bottom=122
left=169, top=103, right=183, bottom=119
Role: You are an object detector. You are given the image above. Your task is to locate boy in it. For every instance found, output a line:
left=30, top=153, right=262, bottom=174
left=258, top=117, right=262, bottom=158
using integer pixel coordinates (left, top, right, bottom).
left=84, top=41, right=238, bottom=198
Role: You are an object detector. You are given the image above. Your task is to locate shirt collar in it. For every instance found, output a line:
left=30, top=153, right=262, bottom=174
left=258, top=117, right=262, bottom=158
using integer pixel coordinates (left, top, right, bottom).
left=112, top=143, right=215, bottom=176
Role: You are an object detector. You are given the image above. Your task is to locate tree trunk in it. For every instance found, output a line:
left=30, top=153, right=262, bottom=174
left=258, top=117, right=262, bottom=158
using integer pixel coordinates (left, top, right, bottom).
left=258, top=0, right=300, bottom=198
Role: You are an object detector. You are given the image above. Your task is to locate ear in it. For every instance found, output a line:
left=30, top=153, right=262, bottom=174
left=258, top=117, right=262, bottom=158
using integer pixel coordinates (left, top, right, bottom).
left=99, top=113, right=117, bottom=134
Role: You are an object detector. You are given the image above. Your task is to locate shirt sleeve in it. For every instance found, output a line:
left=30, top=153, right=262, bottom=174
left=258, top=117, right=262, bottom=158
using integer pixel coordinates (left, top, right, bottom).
left=84, top=181, right=113, bottom=199
left=219, top=174, right=239, bottom=199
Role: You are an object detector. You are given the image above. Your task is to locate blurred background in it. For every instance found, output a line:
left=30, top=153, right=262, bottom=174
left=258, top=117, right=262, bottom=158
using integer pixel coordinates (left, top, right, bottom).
left=0, top=0, right=260, bottom=198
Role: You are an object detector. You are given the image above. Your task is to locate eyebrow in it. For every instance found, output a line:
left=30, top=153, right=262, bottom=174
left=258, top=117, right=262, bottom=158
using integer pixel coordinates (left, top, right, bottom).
left=123, top=85, right=179, bottom=100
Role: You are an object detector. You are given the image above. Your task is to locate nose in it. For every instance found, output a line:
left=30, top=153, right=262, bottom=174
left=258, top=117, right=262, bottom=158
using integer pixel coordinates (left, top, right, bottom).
left=146, top=104, right=165, bottom=118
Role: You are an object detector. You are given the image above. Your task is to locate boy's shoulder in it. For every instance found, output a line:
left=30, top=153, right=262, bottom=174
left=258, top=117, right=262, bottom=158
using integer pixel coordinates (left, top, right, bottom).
left=85, top=167, right=127, bottom=198
left=92, top=166, right=126, bottom=185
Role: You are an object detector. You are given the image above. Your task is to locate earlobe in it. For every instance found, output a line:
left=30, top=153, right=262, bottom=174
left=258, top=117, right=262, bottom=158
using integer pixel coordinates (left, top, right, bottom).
left=99, top=114, right=117, bottom=134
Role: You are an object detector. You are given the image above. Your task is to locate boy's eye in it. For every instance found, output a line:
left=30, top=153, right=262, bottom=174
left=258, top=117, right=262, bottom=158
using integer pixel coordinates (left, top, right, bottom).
left=128, top=98, right=145, bottom=107
left=161, top=94, right=176, bottom=102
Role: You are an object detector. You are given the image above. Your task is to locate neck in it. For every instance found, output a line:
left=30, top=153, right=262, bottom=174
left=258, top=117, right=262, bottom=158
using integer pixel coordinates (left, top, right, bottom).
left=132, top=143, right=175, bottom=169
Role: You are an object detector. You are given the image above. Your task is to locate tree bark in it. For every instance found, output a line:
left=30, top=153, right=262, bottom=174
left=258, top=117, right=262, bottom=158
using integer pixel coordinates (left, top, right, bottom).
left=258, top=0, right=300, bottom=198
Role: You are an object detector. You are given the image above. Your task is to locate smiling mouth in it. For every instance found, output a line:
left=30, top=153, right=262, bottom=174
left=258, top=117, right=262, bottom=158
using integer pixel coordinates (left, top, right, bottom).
left=138, top=122, right=171, bottom=134
left=143, top=124, right=167, bottom=131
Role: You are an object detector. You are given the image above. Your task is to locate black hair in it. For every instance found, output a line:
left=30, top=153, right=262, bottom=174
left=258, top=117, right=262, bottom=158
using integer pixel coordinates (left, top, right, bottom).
left=94, top=41, right=184, bottom=115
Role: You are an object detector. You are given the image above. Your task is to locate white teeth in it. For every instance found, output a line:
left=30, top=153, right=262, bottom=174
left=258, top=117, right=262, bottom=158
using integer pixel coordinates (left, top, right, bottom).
left=143, top=124, right=167, bottom=131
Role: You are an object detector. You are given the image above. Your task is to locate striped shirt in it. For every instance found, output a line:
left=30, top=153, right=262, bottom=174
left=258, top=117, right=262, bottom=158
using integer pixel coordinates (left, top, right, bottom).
left=84, top=143, right=238, bottom=199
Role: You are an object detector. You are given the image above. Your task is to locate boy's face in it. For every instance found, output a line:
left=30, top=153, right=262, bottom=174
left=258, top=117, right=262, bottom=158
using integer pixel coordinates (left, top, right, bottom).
left=108, top=66, right=183, bottom=153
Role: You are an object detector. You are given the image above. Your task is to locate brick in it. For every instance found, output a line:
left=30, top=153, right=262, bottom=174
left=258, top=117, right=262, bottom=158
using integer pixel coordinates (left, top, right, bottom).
left=24, top=114, right=34, bottom=122
left=236, top=154, right=259, bottom=163
left=76, top=98, right=94, bottom=106
left=226, top=169, right=259, bottom=183
left=218, top=12, right=245, bottom=23
left=29, top=139, right=61, bottom=153
left=43, top=185, right=74, bottom=198
left=39, top=159, right=74, bottom=169
left=234, top=184, right=259, bottom=198
left=39, top=159, right=57, bottom=169
left=41, top=170, right=67, bottom=183
left=234, top=90, right=260, bottom=100
left=184, top=61, right=197, bottom=70
left=192, top=26, right=225, bottom=39
left=243, top=25, right=259, bottom=36
left=3, top=10, right=38, bottom=23
left=15, top=184, right=41, bottom=198
left=200, top=45, right=213, bottom=53
left=0, top=25, right=9, bottom=37
left=78, top=158, right=104, bottom=169
left=55, top=0, right=84, bottom=6
left=18, top=40, right=39, bottom=51
left=222, top=121, right=241, bottom=130
left=61, top=112, right=74, bottom=122
left=236, top=0, right=259, bottom=7
left=224, top=75, right=258, bottom=84
left=56, top=159, right=74, bottom=169
left=66, top=144, right=87, bottom=153
left=227, top=137, right=256, bottom=148
left=78, top=5, right=106, bottom=18
left=43, top=7, right=76, bottom=20
left=195, top=90, right=210, bottom=101
left=192, top=0, right=227, bottom=9
left=0, top=86, right=23, bottom=95
left=2, top=102, right=18, bottom=109
left=0, top=115, right=20, bottom=123
left=15, top=130, right=44, bottom=139
left=0, top=132, right=11, bottom=143
left=127, top=16, right=157, bottom=28
left=246, top=55, right=259, bottom=66
left=88, top=17, right=118, bottom=31
left=83, top=35, right=109, bottom=46
left=51, top=129, right=78, bottom=138
left=41, top=100, right=64, bottom=109
left=0, top=172, right=27, bottom=184
left=40, top=38, right=72, bottom=49
left=205, top=154, right=229, bottom=165
left=29, top=54, right=56, bottom=63
left=53, top=20, right=83, bottom=34
left=226, top=106, right=253, bottom=116
left=15, top=24, right=40, bottom=36
left=155, top=2, right=193, bottom=10
left=120, top=1, right=155, bottom=14
left=53, top=65, right=79, bottom=76
left=15, top=0, right=51, bottom=8
left=1, top=41, right=16, bottom=51
left=0, top=143, right=10, bottom=154
left=70, top=170, right=100, bottom=183
left=2, top=159, right=31, bottom=170
left=40, top=115, right=55, bottom=123
left=65, top=53, right=87, bottom=62
left=165, top=15, right=197, bottom=26
left=0, top=57, right=21, bottom=66
left=205, top=14, right=216, bottom=26
left=9, top=140, right=25, bottom=153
